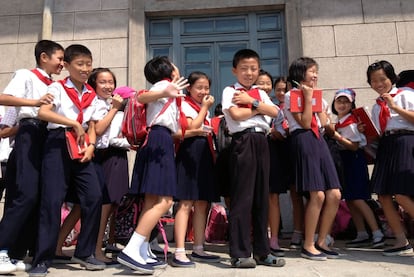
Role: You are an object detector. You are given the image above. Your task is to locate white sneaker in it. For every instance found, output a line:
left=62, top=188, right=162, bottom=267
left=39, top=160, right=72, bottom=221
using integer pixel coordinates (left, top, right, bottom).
left=11, top=259, right=32, bottom=271
left=0, top=252, right=17, bottom=274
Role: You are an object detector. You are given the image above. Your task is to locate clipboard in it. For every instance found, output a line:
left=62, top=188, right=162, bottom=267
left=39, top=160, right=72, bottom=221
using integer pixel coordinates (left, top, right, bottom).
left=290, top=89, right=323, bottom=112
left=65, top=130, right=89, bottom=160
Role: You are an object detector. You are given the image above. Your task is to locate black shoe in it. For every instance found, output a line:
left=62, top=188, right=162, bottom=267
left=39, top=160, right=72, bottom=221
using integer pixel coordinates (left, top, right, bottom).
left=28, top=262, right=48, bottom=277
left=104, top=244, right=122, bottom=254
left=383, top=244, right=413, bottom=256
left=300, top=248, right=327, bottom=261
left=345, top=238, right=371, bottom=248
left=71, top=255, right=106, bottom=270
left=314, top=244, right=339, bottom=259
left=270, top=247, right=285, bottom=257
left=117, top=251, right=154, bottom=274
left=190, top=252, right=221, bottom=263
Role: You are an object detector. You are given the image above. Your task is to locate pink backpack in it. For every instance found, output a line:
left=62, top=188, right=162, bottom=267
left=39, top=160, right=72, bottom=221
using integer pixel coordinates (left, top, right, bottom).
left=205, top=204, right=228, bottom=243
left=121, top=90, right=173, bottom=150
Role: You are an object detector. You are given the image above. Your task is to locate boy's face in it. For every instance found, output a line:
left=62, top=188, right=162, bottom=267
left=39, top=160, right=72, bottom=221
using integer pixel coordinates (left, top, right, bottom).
left=43, top=50, right=64, bottom=76
left=64, top=54, right=93, bottom=84
left=232, top=58, right=260, bottom=89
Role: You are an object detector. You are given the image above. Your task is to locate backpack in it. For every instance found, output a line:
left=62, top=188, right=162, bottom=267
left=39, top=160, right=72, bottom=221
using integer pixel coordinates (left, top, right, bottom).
left=60, top=203, right=81, bottom=247
left=114, top=194, right=143, bottom=245
left=121, top=91, right=174, bottom=150
left=205, top=203, right=228, bottom=243
left=121, top=90, right=148, bottom=150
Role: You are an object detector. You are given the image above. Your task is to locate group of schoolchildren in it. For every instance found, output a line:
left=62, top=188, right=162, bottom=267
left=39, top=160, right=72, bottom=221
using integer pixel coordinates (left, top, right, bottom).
left=0, top=40, right=413, bottom=277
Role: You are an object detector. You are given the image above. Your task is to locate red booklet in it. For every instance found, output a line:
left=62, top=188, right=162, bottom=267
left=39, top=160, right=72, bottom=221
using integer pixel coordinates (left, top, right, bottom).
left=65, top=130, right=89, bottom=160
left=352, top=107, right=380, bottom=163
left=351, top=107, right=380, bottom=140
left=290, top=89, right=323, bottom=112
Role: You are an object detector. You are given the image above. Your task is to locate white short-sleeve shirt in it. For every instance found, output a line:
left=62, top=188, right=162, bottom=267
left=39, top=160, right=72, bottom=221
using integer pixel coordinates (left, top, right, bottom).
left=372, top=87, right=414, bottom=132
left=3, top=68, right=51, bottom=121
left=47, top=78, right=99, bottom=130
left=221, top=82, right=276, bottom=134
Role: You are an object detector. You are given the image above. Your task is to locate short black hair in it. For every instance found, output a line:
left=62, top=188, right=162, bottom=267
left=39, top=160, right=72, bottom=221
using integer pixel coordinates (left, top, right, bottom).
left=274, top=76, right=288, bottom=92
left=258, top=69, right=274, bottom=88
left=144, top=56, right=174, bottom=84
left=396, top=70, right=414, bottom=88
left=232, top=49, right=260, bottom=68
left=34, top=40, right=64, bottom=66
left=88, top=67, right=117, bottom=90
left=185, top=71, right=211, bottom=95
left=366, top=60, right=398, bottom=85
left=64, top=44, right=92, bottom=63
left=288, top=57, right=318, bottom=88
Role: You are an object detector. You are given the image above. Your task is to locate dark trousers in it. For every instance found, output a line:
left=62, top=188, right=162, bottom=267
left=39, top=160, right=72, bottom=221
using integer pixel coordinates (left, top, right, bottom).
left=0, top=121, right=47, bottom=259
left=228, top=132, right=270, bottom=258
left=32, top=128, right=102, bottom=265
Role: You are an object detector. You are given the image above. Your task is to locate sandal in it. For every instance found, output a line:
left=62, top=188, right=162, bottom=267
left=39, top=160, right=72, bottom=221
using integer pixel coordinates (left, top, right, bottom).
left=254, top=253, right=285, bottom=267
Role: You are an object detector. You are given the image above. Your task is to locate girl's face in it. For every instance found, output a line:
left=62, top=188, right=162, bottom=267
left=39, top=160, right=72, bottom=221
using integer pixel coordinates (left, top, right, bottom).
left=95, top=71, right=115, bottom=99
left=334, top=96, right=352, bottom=117
left=274, top=80, right=287, bottom=103
left=256, top=75, right=273, bottom=94
left=188, top=77, right=210, bottom=103
left=302, top=65, right=318, bottom=88
left=369, top=69, right=393, bottom=96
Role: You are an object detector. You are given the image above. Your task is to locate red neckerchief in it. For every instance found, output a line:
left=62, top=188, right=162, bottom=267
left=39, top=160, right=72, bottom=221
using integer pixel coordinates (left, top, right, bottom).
left=310, top=114, right=320, bottom=139
left=335, top=114, right=358, bottom=130
left=31, top=68, right=53, bottom=86
left=278, top=102, right=289, bottom=131
left=376, top=89, right=403, bottom=133
left=59, top=78, right=96, bottom=124
left=184, top=96, right=215, bottom=162
left=232, top=86, right=262, bottom=109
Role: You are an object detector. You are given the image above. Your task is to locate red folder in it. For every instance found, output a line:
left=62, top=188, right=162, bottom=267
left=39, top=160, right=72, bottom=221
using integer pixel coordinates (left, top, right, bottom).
left=65, top=130, right=89, bottom=160
left=352, top=107, right=380, bottom=163
left=290, top=89, right=323, bottom=112
left=351, top=107, right=380, bottom=140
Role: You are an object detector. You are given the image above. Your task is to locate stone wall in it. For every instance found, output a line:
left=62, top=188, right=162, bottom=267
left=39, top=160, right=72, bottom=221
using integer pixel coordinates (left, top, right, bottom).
left=300, top=0, right=414, bottom=107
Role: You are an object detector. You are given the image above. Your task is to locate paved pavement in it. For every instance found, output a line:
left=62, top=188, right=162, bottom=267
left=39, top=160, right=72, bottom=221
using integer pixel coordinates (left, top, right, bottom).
left=5, top=239, right=414, bottom=277
left=2, top=199, right=413, bottom=276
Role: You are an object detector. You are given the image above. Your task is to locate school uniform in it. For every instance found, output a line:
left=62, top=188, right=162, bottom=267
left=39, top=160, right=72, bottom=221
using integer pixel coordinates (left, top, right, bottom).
left=32, top=78, right=102, bottom=265
left=284, top=90, right=341, bottom=193
left=268, top=106, right=290, bottom=194
left=371, top=87, right=414, bottom=196
left=94, top=98, right=130, bottom=204
left=221, top=82, right=275, bottom=258
left=175, top=99, right=219, bottom=202
left=129, top=80, right=181, bottom=197
left=0, top=68, right=51, bottom=260
left=335, top=114, right=370, bottom=200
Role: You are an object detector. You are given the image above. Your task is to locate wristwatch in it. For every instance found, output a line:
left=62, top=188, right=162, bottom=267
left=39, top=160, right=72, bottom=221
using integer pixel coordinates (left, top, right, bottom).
left=252, top=99, right=260, bottom=110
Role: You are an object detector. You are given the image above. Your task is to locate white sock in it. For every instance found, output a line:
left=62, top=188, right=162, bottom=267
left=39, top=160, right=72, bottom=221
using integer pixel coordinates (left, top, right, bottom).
left=372, top=230, right=384, bottom=240
left=123, top=232, right=147, bottom=264
left=147, top=244, right=157, bottom=259
left=140, top=241, right=157, bottom=263
left=356, top=231, right=369, bottom=240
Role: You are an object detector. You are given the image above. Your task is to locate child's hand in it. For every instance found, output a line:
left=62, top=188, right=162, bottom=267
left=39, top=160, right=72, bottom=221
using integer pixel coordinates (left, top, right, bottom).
left=164, top=77, right=188, bottom=98
left=79, top=144, right=94, bottom=163
left=324, top=123, right=335, bottom=137
left=202, top=95, right=214, bottom=108
left=357, top=121, right=366, bottom=133
left=382, top=93, right=397, bottom=110
left=38, top=93, right=54, bottom=106
left=232, top=91, right=253, bottom=106
left=300, top=84, right=313, bottom=100
left=111, top=94, right=124, bottom=110
left=73, top=123, right=86, bottom=146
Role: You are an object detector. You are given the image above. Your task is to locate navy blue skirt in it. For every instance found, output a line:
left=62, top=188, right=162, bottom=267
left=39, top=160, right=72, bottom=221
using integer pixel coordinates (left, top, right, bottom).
left=371, top=133, right=414, bottom=196
left=96, top=147, right=130, bottom=205
left=290, top=129, right=341, bottom=192
left=268, top=137, right=290, bottom=194
left=175, top=136, right=219, bottom=202
left=130, top=125, right=177, bottom=197
left=340, top=149, right=370, bottom=200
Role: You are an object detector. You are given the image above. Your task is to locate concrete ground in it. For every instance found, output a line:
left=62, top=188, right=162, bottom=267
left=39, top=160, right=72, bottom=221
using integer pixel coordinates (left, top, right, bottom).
left=1, top=198, right=413, bottom=277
